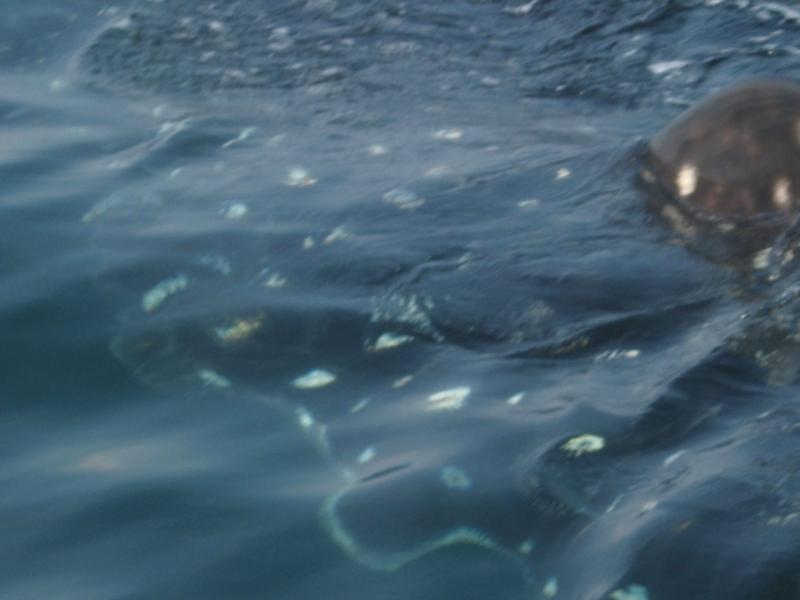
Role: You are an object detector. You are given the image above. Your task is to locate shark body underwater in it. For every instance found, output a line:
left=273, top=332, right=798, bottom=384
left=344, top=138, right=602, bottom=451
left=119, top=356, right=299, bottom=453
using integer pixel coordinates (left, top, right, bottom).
left=317, top=80, right=800, bottom=598
left=99, top=80, right=800, bottom=600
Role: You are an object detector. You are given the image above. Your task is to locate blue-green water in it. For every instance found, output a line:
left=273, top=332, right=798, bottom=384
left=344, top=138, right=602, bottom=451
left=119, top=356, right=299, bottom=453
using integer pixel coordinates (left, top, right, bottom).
left=4, top=1, right=800, bottom=599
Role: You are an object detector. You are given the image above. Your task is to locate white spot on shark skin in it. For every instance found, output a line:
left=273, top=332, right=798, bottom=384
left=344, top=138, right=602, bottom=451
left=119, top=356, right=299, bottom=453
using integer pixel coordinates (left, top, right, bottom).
left=383, top=188, right=425, bottom=210
left=82, top=193, right=124, bottom=222
left=767, top=512, right=800, bottom=527
left=441, top=466, right=472, bottom=489
left=263, top=273, right=287, bottom=288
left=773, top=177, right=792, bottom=209
left=214, top=317, right=263, bottom=344
left=506, top=392, right=525, bottom=406
left=676, top=163, right=698, bottom=197
left=543, top=576, right=559, bottom=598
left=292, top=369, right=336, bottom=389
left=561, top=434, right=605, bottom=456
left=141, top=275, right=188, bottom=312
left=606, top=495, right=623, bottom=514
left=195, top=255, right=232, bottom=276
left=457, top=252, right=472, bottom=270
left=221, top=127, right=256, bottom=148
left=393, top=375, right=414, bottom=388
left=286, top=167, right=317, bottom=187
left=207, top=20, right=225, bottom=32
left=782, top=245, right=796, bottom=264
left=752, top=246, right=773, bottom=270
left=519, top=539, right=535, bottom=554
left=350, top=398, right=371, bottom=413
left=432, top=128, right=463, bottom=141
left=594, top=349, right=641, bottom=361
left=504, top=0, right=540, bottom=15
left=426, top=387, right=470, bottom=411
left=268, top=26, right=293, bottom=51
left=323, top=226, right=351, bottom=245
left=371, top=292, right=441, bottom=341
left=107, top=15, right=133, bottom=30
left=517, top=198, right=541, bottom=210
left=98, top=5, right=121, bottom=16
left=368, top=333, right=414, bottom=352
left=357, top=447, right=376, bottom=464
left=158, top=119, right=187, bottom=138
left=220, top=202, right=248, bottom=219
left=294, top=407, right=331, bottom=463
left=609, top=584, right=649, bottom=600
left=303, top=236, right=316, bottom=250
left=640, top=500, right=658, bottom=514
left=555, top=167, right=571, bottom=180
left=197, top=368, right=231, bottom=388
left=663, top=450, right=687, bottom=466
left=296, top=407, right=315, bottom=430
left=367, top=144, right=389, bottom=156
left=661, top=204, right=697, bottom=236
left=424, top=165, right=452, bottom=178
left=716, top=222, right=736, bottom=233
left=647, top=60, right=690, bottom=76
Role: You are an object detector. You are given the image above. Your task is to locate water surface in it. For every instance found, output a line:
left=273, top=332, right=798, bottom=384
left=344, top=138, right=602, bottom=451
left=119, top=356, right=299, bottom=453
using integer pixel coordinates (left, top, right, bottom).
left=4, top=1, right=800, bottom=599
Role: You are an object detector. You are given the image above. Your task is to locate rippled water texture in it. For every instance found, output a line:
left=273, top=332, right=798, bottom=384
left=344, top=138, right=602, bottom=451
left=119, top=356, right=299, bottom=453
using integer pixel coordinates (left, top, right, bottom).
left=5, top=1, right=800, bottom=599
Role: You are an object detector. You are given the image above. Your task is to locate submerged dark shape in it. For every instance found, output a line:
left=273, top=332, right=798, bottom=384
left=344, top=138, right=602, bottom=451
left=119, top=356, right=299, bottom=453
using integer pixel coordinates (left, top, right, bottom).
left=641, top=79, right=800, bottom=267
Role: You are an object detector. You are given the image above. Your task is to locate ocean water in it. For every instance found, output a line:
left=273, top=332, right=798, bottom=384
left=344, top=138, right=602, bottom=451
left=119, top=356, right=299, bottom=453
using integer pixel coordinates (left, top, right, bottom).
left=4, top=1, right=800, bottom=599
